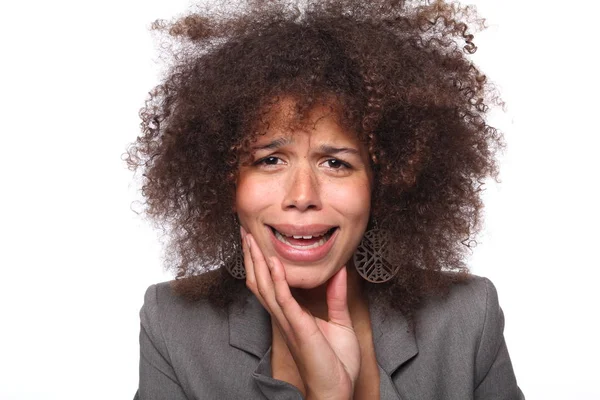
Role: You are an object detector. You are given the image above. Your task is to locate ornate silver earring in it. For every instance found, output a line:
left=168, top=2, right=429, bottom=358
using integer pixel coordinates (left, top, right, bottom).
left=353, top=228, right=399, bottom=283
left=224, top=233, right=246, bottom=279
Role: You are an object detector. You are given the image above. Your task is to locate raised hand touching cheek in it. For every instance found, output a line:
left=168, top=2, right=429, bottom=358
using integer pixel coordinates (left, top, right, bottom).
left=242, top=227, right=361, bottom=400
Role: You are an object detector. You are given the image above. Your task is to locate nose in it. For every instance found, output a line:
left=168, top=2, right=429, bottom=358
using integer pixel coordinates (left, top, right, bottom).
left=282, top=164, right=322, bottom=211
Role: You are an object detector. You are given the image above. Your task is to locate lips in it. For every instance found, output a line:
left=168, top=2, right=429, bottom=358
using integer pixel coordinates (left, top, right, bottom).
left=267, top=224, right=339, bottom=263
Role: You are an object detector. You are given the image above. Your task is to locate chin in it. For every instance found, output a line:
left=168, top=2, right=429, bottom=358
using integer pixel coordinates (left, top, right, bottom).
left=280, top=262, right=337, bottom=289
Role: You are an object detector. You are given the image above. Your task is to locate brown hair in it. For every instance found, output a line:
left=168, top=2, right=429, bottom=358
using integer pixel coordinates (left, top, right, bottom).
left=126, top=0, right=503, bottom=316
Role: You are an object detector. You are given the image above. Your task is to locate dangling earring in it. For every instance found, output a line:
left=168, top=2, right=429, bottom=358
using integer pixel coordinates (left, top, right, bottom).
left=224, top=239, right=246, bottom=279
left=224, top=217, right=246, bottom=279
left=353, top=227, right=399, bottom=283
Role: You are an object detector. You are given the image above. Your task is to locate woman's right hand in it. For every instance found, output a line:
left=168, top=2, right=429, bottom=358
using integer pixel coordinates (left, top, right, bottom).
left=241, top=228, right=361, bottom=400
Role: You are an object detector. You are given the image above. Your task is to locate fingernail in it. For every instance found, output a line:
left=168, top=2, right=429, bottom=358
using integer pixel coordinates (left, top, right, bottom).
left=245, top=234, right=252, bottom=247
left=240, top=226, right=247, bottom=239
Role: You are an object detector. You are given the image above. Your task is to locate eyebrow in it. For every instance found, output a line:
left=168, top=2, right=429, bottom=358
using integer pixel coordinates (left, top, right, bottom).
left=251, top=138, right=360, bottom=156
left=251, top=137, right=293, bottom=151
left=317, top=145, right=360, bottom=156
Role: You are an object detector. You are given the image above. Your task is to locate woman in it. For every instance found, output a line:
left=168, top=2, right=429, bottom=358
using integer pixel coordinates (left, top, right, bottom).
left=128, top=0, right=524, bottom=398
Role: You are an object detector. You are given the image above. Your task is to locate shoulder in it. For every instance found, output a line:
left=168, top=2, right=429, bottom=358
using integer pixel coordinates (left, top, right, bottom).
left=142, top=279, right=223, bottom=320
left=140, top=272, right=245, bottom=345
left=379, top=277, right=522, bottom=397
left=415, top=274, right=503, bottom=339
left=138, top=274, right=271, bottom=398
left=139, top=274, right=254, bottom=371
left=414, top=275, right=506, bottom=377
left=419, top=274, right=500, bottom=321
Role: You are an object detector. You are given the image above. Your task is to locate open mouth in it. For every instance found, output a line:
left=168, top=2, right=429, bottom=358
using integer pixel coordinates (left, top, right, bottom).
left=269, top=226, right=338, bottom=250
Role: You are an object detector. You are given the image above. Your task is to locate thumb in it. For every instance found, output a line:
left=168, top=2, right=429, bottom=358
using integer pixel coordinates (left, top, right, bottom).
left=326, top=266, right=352, bottom=328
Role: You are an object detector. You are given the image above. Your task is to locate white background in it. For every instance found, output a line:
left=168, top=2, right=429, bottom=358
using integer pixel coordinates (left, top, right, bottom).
left=1, top=0, right=598, bottom=398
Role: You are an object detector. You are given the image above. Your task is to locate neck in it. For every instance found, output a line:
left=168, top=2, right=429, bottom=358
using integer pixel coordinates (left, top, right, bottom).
left=290, top=265, right=365, bottom=321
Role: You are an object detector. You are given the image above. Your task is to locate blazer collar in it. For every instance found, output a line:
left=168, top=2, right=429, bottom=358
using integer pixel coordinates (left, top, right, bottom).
left=228, top=291, right=272, bottom=359
left=369, top=300, right=418, bottom=376
left=227, top=289, right=418, bottom=375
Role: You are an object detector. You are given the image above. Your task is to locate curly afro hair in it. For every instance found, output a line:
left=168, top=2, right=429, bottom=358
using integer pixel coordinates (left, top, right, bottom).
left=126, top=0, right=503, bottom=316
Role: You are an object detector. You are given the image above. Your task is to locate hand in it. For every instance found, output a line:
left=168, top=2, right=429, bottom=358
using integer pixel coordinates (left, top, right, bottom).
left=242, top=229, right=361, bottom=400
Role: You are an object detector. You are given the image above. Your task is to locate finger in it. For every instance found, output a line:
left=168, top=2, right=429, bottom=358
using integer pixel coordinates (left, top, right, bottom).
left=241, top=229, right=265, bottom=307
left=246, top=235, right=293, bottom=333
left=241, top=226, right=254, bottom=286
left=246, top=234, right=272, bottom=298
left=269, top=256, right=321, bottom=338
left=326, top=266, right=353, bottom=329
left=269, top=257, right=352, bottom=383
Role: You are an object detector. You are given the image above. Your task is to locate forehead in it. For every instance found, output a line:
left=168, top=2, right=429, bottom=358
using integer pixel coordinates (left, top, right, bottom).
left=252, top=97, right=360, bottom=146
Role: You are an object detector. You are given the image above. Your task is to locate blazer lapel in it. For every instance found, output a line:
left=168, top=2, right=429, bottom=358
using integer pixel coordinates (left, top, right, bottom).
left=229, top=294, right=304, bottom=398
left=370, top=301, right=419, bottom=400
left=228, top=292, right=272, bottom=359
left=228, top=290, right=418, bottom=400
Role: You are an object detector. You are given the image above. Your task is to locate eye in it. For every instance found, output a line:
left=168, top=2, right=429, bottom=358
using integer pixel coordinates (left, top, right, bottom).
left=323, top=158, right=350, bottom=169
left=263, top=156, right=280, bottom=165
left=254, top=156, right=284, bottom=167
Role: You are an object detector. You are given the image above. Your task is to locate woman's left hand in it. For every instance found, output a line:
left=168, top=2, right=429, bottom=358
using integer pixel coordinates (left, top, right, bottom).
left=242, top=230, right=361, bottom=400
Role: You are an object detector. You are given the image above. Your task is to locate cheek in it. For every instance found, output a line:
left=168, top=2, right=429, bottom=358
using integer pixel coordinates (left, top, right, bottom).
left=235, top=175, right=279, bottom=222
left=327, top=181, right=371, bottom=224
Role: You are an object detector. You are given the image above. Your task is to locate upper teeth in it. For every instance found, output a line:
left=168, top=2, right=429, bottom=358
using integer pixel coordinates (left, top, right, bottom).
left=272, top=228, right=332, bottom=240
left=274, top=230, right=329, bottom=249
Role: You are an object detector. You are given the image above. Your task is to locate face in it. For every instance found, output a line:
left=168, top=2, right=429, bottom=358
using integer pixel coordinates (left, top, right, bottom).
left=236, top=100, right=373, bottom=289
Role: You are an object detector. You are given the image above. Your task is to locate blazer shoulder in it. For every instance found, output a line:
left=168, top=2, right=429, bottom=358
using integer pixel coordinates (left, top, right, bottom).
left=460, top=275, right=499, bottom=313
left=415, top=275, right=504, bottom=354
left=420, top=274, right=500, bottom=318
left=140, top=274, right=233, bottom=345
left=143, top=267, right=232, bottom=311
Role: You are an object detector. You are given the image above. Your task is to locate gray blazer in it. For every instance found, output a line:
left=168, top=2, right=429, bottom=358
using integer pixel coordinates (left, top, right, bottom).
left=135, top=276, right=524, bottom=399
